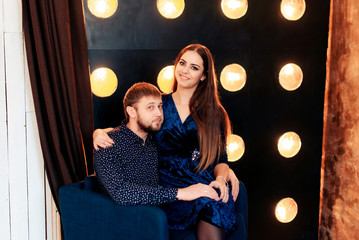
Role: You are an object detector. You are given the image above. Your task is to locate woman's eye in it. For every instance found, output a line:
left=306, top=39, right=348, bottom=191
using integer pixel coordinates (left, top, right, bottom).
left=192, top=66, right=199, bottom=71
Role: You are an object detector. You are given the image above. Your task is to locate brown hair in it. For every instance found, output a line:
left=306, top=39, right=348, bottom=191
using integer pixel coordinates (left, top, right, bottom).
left=123, top=82, right=161, bottom=121
left=172, top=44, right=232, bottom=172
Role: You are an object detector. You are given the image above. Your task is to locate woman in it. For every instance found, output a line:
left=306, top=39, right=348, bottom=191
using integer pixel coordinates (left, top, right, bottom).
left=94, top=44, right=238, bottom=239
left=156, top=44, right=235, bottom=239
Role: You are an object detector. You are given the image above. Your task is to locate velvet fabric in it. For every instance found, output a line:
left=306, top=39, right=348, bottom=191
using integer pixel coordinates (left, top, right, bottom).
left=156, top=94, right=236, bottom=233
left=59, top=176, right=248, bottom=240
left=59, top=176, right=169, bottom=240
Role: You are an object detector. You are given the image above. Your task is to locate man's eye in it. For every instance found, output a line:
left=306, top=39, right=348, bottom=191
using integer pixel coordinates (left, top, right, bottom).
left=158, top=105, right=162, bottom=109
left=148, top=106, right=154, bottom=109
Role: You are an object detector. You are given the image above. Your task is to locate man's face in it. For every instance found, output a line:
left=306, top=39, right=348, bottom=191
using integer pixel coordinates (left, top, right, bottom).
left=134, top=95, right=163, bottom=133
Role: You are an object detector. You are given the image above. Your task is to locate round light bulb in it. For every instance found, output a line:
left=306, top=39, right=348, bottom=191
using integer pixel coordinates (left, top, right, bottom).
left=88, top=0, right=118, bottom=18
left=279, top=63, right=303, bottom=91
left=275, top=197, right=298, bottom=223
left=221, top=0, right=248, bottom=19
left=90, top=67, right=118, bottom=97
left=277, top=131, right=302, bottom=158
left=227, top=134, right=245, bottom=162
left=157, top=0, right=185, bottom=19
left=157, top=65, right=175, bottom=94
left=220, top=64, right=247, bottom=92
left=281, top=0, right=306, bottom=21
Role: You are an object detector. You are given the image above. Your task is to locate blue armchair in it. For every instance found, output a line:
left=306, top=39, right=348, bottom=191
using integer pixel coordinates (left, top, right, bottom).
left=59, top=176, right=247, bottom=240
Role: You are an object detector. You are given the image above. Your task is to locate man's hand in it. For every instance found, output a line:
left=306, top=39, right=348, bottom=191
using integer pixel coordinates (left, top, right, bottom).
left=227, top=168, right=240, bottom=202
left=93, top=128, right=114, bottom=150
left=177, top=183, right=220, bottom=201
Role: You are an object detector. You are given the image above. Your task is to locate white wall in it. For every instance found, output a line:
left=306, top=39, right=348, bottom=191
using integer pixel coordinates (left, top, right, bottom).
left=0, top=0, right=60, bottom=239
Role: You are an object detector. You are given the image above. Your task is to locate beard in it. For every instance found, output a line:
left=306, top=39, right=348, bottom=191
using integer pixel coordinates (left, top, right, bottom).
left=137, top=117, right=162, bottom=133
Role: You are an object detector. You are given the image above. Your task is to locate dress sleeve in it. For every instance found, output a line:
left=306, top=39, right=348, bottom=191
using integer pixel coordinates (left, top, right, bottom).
left=94, top=145, right=178, bottom=206
left=218, top=129, right=229, bottom=165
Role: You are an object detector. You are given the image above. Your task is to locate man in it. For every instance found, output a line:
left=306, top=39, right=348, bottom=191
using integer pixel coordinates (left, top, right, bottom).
left=94, top=82, right=221, bottom=206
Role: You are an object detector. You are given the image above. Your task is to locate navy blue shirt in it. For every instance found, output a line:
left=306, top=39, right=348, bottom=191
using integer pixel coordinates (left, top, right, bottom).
left=94, top=121, right=178, bottom=206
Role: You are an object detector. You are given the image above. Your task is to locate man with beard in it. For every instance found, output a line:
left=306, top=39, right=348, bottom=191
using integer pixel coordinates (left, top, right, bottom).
left=94, top=82, right=220, bottom=206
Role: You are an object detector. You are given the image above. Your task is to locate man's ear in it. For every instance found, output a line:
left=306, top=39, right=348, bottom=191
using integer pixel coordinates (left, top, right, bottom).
left=126, top=106, right=137, bottom=119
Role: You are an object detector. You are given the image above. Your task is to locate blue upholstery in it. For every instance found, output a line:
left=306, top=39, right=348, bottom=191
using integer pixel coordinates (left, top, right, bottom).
left=59, top=176, right=248, bottom=240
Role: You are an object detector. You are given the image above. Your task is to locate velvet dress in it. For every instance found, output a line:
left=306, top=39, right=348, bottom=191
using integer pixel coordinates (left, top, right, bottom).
left=156, top=94, right=236, bottom=233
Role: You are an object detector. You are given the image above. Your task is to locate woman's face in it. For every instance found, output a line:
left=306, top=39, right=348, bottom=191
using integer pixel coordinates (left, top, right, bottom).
left=174, top=50, right=206, bottom=91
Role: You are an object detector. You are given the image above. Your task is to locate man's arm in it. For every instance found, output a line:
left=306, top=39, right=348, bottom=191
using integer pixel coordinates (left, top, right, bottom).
left=94, top=144, right=220, bottom=206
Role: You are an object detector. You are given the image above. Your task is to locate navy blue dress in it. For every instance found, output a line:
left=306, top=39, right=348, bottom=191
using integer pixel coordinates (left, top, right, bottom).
left=156, top=94, right=236, bottom=233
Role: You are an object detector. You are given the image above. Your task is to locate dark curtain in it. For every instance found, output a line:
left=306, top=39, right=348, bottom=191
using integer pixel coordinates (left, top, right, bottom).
left=22, top=0, right=94, bottom=208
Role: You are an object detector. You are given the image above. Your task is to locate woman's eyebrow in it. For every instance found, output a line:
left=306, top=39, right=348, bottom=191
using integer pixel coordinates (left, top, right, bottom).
left=180, top=58, right=201, bottom=68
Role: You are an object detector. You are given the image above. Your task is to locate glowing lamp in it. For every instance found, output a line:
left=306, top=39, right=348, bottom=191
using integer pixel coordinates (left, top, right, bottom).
left=90, top=67, right=118, bottom=97
left=280, top=0, right=306, bottom=21
left=227, top=134, right=245, bottom=162
left=221, top=0, right=248, bottom=19
left=275, top=197, right=298, bottom=223
left=157, top=65, right=175, bottom=94
left=279, top=63, right=303, bottom=91
left=277, top=131, right=301, bottom=158
left=220, top=64, right=246, bottom=92
left=157, top=0, right=185, bottom=19
left=88, top=0, right=118, bottom=18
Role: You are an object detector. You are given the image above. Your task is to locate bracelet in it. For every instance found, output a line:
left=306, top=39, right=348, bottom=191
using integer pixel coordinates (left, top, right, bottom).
left=216, top=175, right=227, bottom=183
left=216, top=176, right=228, bottom=187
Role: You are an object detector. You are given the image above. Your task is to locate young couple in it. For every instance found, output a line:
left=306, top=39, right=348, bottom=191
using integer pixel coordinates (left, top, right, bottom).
left=93, top=44, right=242, bottom=240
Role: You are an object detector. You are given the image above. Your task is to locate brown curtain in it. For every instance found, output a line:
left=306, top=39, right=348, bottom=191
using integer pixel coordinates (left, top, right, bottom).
left=22, top=0, right=94, bottom=208
left=319, top=0, right=359, bottom=239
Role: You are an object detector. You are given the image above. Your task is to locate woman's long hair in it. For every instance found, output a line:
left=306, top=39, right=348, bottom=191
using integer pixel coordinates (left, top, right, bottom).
left=172, top=44, right=231, bottom=172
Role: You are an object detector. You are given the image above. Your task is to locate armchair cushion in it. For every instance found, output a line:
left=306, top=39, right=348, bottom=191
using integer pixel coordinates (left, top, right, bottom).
left=59, top=178, right=169, bottom=240
left=59, top=176, right=248, bottom=240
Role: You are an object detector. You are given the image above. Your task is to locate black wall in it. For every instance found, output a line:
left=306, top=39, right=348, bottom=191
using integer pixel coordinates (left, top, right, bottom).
left=84, top=1, right=330, bottom=239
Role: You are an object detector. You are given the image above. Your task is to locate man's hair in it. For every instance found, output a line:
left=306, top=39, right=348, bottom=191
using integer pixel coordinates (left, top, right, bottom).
left=123, top=82, right=161, bottom=121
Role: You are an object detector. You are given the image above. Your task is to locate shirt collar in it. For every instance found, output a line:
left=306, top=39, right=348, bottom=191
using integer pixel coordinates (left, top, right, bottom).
left=120, top=120, right=154, bottom=145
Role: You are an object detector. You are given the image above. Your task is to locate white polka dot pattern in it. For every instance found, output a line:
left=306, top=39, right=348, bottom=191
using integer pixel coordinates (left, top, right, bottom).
left=94, top=122, right=178, bottom=206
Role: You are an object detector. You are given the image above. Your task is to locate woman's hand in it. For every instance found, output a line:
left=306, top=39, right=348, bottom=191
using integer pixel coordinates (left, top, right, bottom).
left=93, top=128, right=114, bottom=150
left=177, top=183, right=220, bottom=201
left=209, top=176, right=229, bottom=203
left=227, top=168, right=240, bottom=202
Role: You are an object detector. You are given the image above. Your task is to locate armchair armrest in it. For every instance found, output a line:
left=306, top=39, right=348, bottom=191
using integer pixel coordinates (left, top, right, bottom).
left=59, top=181, right=169, bottom=240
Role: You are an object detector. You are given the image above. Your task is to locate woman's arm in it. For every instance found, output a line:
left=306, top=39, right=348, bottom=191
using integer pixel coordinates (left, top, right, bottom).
left=227, top=168, right=240, bottom=202
left=209, top=163, right=230, bottom=203
left=93, top=128, right=114, bottom=150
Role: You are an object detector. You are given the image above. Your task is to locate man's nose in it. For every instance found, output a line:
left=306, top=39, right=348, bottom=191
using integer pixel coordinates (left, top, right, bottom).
left=155, top=107, right=163, bottom=116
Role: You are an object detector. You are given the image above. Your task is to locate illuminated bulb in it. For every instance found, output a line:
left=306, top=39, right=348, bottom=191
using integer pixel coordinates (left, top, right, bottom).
left=281, top=0, right=306, bottom=21
left=163, top=2, right=176, bottom=15
left=282, top=138, right=294, bottom=150
left=277, top=131, right=301, bottom=158
left=279, top=63, right=303, bottom=91
left=88, top=0, right=118, bottom=18
left=228, top=142, right=239, bottom=153
left=227, top=134, right=245, bottom=162
left=220, top=64, right=246, bottom=92
left=221, top=0, right=248, bottom=19
left=157, top=65, right=175, bottom=94
left=90, top=67, right=118, bottom=97
left=157, top=0, right=185, bottom=19
left=275, top=198, right=298, bottom=223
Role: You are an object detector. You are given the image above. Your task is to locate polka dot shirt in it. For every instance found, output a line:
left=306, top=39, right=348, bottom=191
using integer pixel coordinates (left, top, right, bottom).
left=94, top=121, right=178, bottom=206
